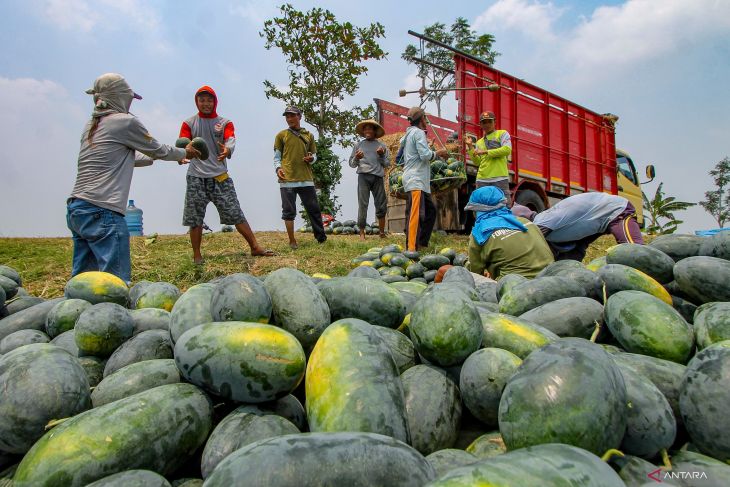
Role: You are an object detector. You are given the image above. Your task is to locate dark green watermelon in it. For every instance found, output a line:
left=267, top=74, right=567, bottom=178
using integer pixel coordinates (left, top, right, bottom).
left=693, top=302, right=730, bottom=350
left=50, top=329, right=80, bottom=356
left=92, top=359, right=181, bottom=407
left=0, top=298, right=63, bottom=341
left=169, top=283, right=215, bottom=343
left=649, top=234, right=703, bottom=262
left=420, top=254, right=451, bottom=270
left=606, top=243, right=675, bottom=284
left=671, top=295, right=697, bottom=324
left=0, top=265, right=21, bottom=287
left=425, top=449, right=478, bottom=478
left=77, top=356, right=105, bottom=387
left=3, top=296, right=44, bottom=316
left=103, top=329, right=172, bottom=377
left=0, top=276, right=18, bottom=300
left=519, top=297, right=603, bottom=339
left=495, top=274, right=528, bottom=301
left=130, top=308, right=170, bottom=334
left=84, top=470, right=171, bottom=487
left=669, top=450, right=730, bottom=484
left=460, top=348, right=522, bottom=426
left=0, top=329, right=49, bottom=354
left=210, top=274, right=272, bottom=323
left=134, top=282, right=181, bottom=312
left=75, top=303, right=134, bottom=357
left=499, top=276, right=586, bottom=316
left=318, top=277, right=406, bottom=329
left=479, top=312, right=558, bottom=359
left=673, top=256, right=730, bottom=304
left=373, top=327, right=415, bottom=374
left=442, top=266, right=475, bottom=288
left=698, top=231, right=730, bottom=260
left=348, top=265, right=382, bottom=279
left=475, top=281, right=498, bottom=303
left=536, top=259, right=584, bottom=277
left=45, top=298, right=91, bottom=338
left=598, top=264, right=672, bottom=304
left=465, top=431, right=507, bottom=459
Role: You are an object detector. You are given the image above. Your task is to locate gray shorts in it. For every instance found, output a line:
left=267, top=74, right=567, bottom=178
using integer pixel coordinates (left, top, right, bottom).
left=183, top=175, right=246, bottom=227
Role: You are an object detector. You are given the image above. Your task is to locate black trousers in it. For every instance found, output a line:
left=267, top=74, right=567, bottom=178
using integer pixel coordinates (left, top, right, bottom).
left=404, top=189, right=436, bottom=251
left=280, top=186, right=326, bottom=242
left=357, top=173, right=387, bottom=229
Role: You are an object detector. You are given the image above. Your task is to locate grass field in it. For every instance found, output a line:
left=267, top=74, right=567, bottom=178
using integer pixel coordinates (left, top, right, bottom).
left=0, top=230, right=617, bottom=298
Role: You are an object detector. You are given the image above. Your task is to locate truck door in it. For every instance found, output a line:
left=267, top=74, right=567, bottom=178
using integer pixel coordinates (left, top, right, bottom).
left=616, top=153, right=644, bottom=226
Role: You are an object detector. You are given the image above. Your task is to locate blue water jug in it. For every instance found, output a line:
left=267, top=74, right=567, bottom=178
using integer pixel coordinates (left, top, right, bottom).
left=125, top=200, right=143, bottom=236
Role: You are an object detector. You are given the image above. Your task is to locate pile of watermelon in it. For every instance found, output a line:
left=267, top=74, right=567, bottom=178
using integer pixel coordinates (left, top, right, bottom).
left=349, top=245, right=468, bottom=284
left=299, top=219, right=381, bottom=235
left=1, top=232, right=730, bottom=486
left=389, top=157, right=467, bottom=197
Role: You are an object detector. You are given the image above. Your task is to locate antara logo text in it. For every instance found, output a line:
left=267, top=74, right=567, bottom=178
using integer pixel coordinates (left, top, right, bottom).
left=647, top=468, right=708, bottom=482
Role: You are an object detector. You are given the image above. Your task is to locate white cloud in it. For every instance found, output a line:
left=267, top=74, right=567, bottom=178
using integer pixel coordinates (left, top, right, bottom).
left=473, top=0, right=563, bottom=41
left=230, top=1, right=276, bottom=27
left=42, top=0, right=99, bottom=32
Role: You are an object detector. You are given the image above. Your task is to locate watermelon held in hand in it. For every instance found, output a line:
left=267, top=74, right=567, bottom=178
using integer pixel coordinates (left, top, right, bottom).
left=175, top=137, right=191, bottom=148
left=191, top=137, right=209, bottom=159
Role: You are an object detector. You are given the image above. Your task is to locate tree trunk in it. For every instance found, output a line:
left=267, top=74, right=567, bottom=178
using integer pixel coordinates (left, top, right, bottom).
left=435, top=98, right=442, bottom=118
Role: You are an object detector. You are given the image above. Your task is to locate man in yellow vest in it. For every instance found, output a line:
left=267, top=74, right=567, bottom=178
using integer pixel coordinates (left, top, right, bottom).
left=468, top=111, right=512, bottom=201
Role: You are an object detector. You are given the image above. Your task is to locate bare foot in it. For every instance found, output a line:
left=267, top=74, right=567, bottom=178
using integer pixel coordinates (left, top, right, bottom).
left=359, top=231, right=366, bottom=241
left=252, top=248, right=276, bottom=257
left=289, top=241, right=298, bottom=250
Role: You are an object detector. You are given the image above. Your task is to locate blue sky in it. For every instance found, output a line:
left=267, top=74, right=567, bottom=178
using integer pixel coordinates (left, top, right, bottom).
left=1, top=0, right=729, bottom=237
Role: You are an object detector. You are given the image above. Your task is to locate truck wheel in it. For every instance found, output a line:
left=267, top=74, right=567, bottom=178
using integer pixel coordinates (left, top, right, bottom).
left=515, top=189, right=546, bottom=213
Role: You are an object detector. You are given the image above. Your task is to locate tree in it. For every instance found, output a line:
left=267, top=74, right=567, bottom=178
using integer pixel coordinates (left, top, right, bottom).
left=402, top=18, right=499, bottom=117
left=261, top=4, right=386, bottom=218
left=700, top=156, right=730, bottom=228
left=642, top=182, right=695, bottom=235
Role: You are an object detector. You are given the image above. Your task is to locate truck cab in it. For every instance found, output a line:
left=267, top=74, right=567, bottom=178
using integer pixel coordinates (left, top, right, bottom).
left=615, top=149, right=645, bottom=227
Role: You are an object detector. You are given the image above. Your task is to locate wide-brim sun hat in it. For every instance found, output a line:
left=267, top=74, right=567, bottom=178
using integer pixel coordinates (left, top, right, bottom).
left=355, top=119, right=385, bottom=138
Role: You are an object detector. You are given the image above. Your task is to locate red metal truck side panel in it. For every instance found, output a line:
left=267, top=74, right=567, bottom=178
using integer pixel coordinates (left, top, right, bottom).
left=375, top=98, right=458, bottom=145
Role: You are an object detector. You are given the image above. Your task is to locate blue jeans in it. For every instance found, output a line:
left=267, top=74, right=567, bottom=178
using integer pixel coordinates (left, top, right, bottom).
left=66, top=198, right=131, bottom=283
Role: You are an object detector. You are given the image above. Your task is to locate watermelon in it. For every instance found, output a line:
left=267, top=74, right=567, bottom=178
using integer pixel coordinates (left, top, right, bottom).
left=13, top=383, right=213, bottom=487
left=439, top=248, right=457, bottom=263
left=0, top=297, right=63, bottom=341
left=698, top=231, right=730, bottom=260
left=191, top=137, right=209, bottom=160
left=390, top=281, right=428, bottom=296
left=0, top=343, right=90, bottom=454
left=74, top=303, right=134, bottom=357
left=420, top=254, right=451, bottom=270
left=475, top=301, right=499, bottom=313
left=669, top=450, right=730, bottom=483
left=130, top=308, right=170, bottom=334
left=379, top=266, right=406, bottom=277
left=605, top=290, right=694, bottom=364
left=460, top=348, right=522, bottom=426
left=499, top=276, right=586, bottom=316
left=342, top=219, right=357, bottom=228
left=586, top=255, right=608, bottom=272
left=175, top=137, right=191, bottom=148
left=264, top=268, right=330, bottom=351
left=693, top=302, right=730, bottom=349
left=331, top=220, right=343, bottom=228
left=373, top=326, right=416, bottom=374
left=64, top=271, right=129, bottom=306
left=129, top=280, right=152, bottom=307
left=305, top=318, right=409, bottom=442
left=499, top=338, right=627, bottom=455
left=495, top=274, right=528, bottom=301
left=409, top=289, right=482, bottom=366
left=442, top=266, right=475, bottom=288
left=0, top=265, right=21, bottom=286
left=332, top=226, right=343, bottom=235
left=453, top=253, right=468, bottom=267
left=479, top=312, right=558, bottom=358
left=679, top=340, right=730, bottom=462
left=0, top=276, right=18, bottom=300
left=0, top=329, right=49, bottom=354
left=428, top=443, right=624, bottom=486
left=205, top=432, right=434, bottom=487
left=403, top=250, right=421, bottom=260
left=169, top=283, right=215, bottom=343
left=671, top=295, right=697, bottom=324
left=175, top=322, right=305, bottom=403
left=389, top=254, right=410, bottom=268
left=649, top=234, right=703, bottom=262
left=606, top=243, right=676, bottom=284
left=4, top=294, right=41, bottom=313
left=674, top=256, right=730, bottom=304
left=423, top=269, right=437, bottom=282
left=231, top=395, right=307, bottom=432
left=85, top=470, right=171, bottom=487
left=598, top=264, right=673, bottom=304
left=103, top=329, right=173, bottom=377
left=425, top=449, right=478, bottom=478
left=318, top=277, right=406, bottom=329
left=519, top=297, right=604, bottom=339
left=348, top=266, right=381, bottom=279
left=465, top=431, right=507, bottom=459
left=617, top=363, right=677, bottom=458
left=547, top=266, right=604, bottom=301
left=45, top=298, right=91, bottom=338
left=210, top=273, right=272, bottom=323
left=401, top=365, right=462, bottom=454
left=50, top=329, right=80, bottom=356
left=382, top=274, right=408, bottom=283
left=609, top=455, right=659, bottom=486
left=134, top=282, right=181, bottom=312
left=77, top=356, right=105, bottom=387
left=536, top=259, right=584, bottom=277
left=200, top=406, right=299, bottom=478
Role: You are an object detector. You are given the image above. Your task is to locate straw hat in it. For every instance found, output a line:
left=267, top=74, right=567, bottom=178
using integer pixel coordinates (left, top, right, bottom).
left=355, top=119, right=385, bottom=138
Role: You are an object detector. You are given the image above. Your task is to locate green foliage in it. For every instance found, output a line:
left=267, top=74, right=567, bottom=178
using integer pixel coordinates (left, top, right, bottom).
left=699, top=156, right=730, bottom=228
left=310, top=137, right=341, bottom=219
left=642, top=182, right=695, bottom=235
left=402, top=18, right=499, bottom=117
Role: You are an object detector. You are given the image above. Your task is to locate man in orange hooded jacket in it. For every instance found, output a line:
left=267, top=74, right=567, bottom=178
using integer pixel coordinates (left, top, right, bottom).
left=179, top=86, right=273, bottom=263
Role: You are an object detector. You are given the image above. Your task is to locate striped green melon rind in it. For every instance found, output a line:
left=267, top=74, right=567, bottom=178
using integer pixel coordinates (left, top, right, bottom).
left=605, top=290, right=694, bottom=364
left=649, top=233, right=703, bottom=262
left=693, top=302, right=730, bottom=350
left=442, top=266, right=475, bottom=288
left=373, top=326, right=415, bottom=374
left=45, top=299, right=91, bottom=338
left=606, top=243, right=676, bottom=284
left=129, top=307, right=170, bottom=334
left=548, top=266, right=604, bottom=301
left=674, top=256, right=730, bottom=305
left=175, top=137, right=191, bottom=148
left=175, top=321, right=305, bottom=403
left=74, top=303, right=134, bottom=357
left=499, top=276, right=586, bottom=316
left=420, top=254, right=451, bottom=270
left=318, top=277, right=406, bottom=329
left=0, top=343, right=90, bottom=454
left=227, top=394, right=307, bottom=432
left=103, top=329, right=172, bottom=377
left=169, top=283, right=215, bottom=343
left=0, top=265, right=21, bottom=287
left=263, top=268, right=330, bottom=351
left=406, top=262, right=426, bottom=279
left=13, top=383, right=213, bottom=487
left=498, top=338, right=627, bottom=455
left=460, top=348, right=522, bottom=427
left=210, top=274, right=272, bottom=324
left=598, top=264, right=673, bottom=304
left=495, top=273, right=528, bottom=301
left=401, top=365, right=461, bottom=455
left=204, top=432, right=435, bottom=487
left=306, top=318, right=409, bottom=442
left=679, top=340, right=730, bottom=462
left=84, top=470, right=171, bottom=487
left=200, top=406, right=299, bottom=478
left=669, top=450, right=730, bottom=483
left=606, top=454, right=658, bottom=486
left=0, top=329, right=49, bottom=354
left=519, top=297, right=604, bottom=339
left=427, top=443, right=625, bottom=486
left=479, top=312, right=558, bottom=359
left=616, top=363, right=677, bottom=458
left=77, top=356, right=105, bottom=387
left=409, top=290, right=482, bottom=366
left=91, top=359, right=181, bottom=407
left=698, top=231, right=730, bottom=260
left=64, top=271, right=129, bottom=306
left=191, top=137, right=209, bottom=160
left=425, top=449, right=478, bottom=478
left=129, top=281, right=152, bottom=308
left=465, top=431, right=507, bottom=459
left=134, top=282, right=181, bottom=312
left=0, top=297, right=63, bottom=341
left=536, top=259, right=584, bottom=277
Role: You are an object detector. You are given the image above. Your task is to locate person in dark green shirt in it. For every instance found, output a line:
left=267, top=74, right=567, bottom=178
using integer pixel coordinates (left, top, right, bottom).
left=466, top=186, right=554, bottom=279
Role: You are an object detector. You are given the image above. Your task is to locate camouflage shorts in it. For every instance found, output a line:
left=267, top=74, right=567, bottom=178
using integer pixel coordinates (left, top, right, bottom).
left=182, top=175, right=246, bottom=227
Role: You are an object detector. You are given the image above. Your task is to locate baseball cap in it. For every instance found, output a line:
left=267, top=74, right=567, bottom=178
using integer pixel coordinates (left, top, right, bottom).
left=480, top=111, right=496, bottom=122
left=283, top=106, right=302, bottom=116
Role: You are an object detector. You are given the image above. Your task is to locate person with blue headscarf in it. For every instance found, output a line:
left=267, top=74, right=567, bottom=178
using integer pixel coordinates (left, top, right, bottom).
left=466, top=186, right=554, bottom=280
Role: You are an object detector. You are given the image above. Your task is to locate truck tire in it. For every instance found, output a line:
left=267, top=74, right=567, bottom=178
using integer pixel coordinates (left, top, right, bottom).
left=515, top=189, right=546, bottom=213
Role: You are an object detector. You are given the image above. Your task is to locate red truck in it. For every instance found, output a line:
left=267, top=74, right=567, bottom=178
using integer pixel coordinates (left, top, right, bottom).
left=379, top=31, right=654, bottom=233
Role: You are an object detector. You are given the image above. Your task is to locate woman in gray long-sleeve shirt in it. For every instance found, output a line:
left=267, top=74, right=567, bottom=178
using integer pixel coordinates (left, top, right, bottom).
left=67, top=73, right=198, bottom=283
left=349, top=119, right=390, bottom=239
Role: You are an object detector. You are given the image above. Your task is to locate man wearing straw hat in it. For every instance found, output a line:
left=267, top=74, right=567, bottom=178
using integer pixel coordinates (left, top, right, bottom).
left=400, top=107, right=449, bottom=251
left=348, top=119, right=390, bottom=239
left=468, top=110, right=513, bottom=201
